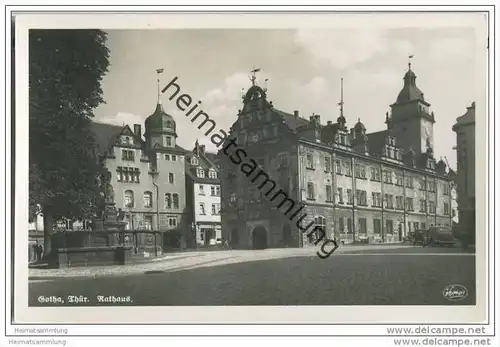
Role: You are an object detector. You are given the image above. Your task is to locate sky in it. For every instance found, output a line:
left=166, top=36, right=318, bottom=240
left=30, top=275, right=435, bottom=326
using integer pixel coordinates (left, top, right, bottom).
left=94, top=27, right=480, bottom=170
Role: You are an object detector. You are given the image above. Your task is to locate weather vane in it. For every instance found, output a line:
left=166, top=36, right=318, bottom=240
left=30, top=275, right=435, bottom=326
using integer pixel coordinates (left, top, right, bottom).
left=408, top=55, right=414, bottom=69
left=156, top=68, right=164, bottom=104
left=249, top=66, right=261, bottom=86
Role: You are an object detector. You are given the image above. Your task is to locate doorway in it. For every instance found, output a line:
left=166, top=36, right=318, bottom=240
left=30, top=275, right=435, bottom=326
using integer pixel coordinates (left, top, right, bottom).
left=252, top=226, right=268, bottom=250
left=282, top=224, right=292, bottom=247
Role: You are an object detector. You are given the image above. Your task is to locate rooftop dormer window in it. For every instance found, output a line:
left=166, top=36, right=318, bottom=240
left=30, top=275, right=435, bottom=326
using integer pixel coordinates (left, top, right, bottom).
left=208, top=169, right=217, bottom=179
left=191, top=157, right=199, bottom=165
left=197, top=168, right=205, bottom=178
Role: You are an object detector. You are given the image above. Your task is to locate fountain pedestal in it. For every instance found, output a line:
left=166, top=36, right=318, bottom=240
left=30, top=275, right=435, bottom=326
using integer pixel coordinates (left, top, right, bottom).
left=49, top=173, right=133, bottom=268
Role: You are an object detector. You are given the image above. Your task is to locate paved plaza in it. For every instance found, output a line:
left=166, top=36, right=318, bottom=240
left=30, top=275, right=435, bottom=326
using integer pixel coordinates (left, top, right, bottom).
left=29, top=245, right=475, bottom=306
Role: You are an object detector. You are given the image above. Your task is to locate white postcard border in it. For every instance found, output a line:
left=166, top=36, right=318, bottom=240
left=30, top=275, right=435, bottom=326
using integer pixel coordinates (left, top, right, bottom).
left=5, top=6, right=494, bottom=334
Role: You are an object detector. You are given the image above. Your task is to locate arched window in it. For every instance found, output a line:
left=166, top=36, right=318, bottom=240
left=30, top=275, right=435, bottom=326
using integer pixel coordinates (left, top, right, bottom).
left=165, top=193, right=172, bottom=209
left=166, top=120, right=172, bottom=128
left=143, top=191, right=152, bottom=208
left=172, top=193, right=179, bottom=209
left=124, top=190, right=134, bottom=208
left=191, top=157, right=199, bottom=165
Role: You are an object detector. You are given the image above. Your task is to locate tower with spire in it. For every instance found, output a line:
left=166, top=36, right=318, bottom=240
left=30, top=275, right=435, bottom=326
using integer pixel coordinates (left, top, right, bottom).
left=144, top=68, right=179, bottom=150
left=389, top=56, right=436, bottom=156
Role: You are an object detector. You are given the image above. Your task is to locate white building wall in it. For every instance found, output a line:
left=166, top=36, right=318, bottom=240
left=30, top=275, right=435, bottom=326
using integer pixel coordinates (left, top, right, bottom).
left=193, top=182, right=221, bottom=244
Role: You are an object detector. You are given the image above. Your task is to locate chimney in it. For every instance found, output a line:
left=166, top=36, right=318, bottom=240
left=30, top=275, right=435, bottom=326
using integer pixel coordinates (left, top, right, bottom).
left=309, top=116, right=314, bottom=121
left=327, top=120, right=332, bottom=126
left=294, top=110, right=299, bottom=118
left=314, top=115, right=321, bottom=124
left=134, top=124, right=141, bottom=139
left=200, top=145, right=206, bottom=154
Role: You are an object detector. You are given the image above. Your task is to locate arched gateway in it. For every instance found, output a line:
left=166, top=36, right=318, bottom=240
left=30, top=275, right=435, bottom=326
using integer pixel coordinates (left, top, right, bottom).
left=252, top=226, right=268, bottom=250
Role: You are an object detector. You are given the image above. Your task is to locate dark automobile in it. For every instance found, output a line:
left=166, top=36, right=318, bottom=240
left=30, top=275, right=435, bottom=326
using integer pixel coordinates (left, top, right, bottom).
left=410, top=229, right=427, bottom=245
left=426, top=226, right=456, bottom=247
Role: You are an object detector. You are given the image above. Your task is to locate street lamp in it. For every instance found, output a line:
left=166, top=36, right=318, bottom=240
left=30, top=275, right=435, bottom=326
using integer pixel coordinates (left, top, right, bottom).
left=191, top=221, right=197, bottom=248
left=126, top=207, right=133, bottom=246
left=150, top=170, right=160, bottom=257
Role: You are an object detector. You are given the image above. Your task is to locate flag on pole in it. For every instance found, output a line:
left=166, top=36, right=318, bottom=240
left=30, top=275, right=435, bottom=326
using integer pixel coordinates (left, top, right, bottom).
left=156, top=68, right=164, bottom=74
left=409, top=55, right=414, bottom=59
left=252, top=68, right=261, bottom=73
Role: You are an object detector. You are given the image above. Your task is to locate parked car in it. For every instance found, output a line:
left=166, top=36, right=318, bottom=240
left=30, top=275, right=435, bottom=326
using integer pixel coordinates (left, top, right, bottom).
left=410, top=229, right=427, bottom=245
left=426, top=226, right=456, bottom=247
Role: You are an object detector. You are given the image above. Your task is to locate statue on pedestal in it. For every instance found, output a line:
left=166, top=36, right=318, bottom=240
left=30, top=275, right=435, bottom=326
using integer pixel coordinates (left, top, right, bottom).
left=97, top=168, right=117, bottom=222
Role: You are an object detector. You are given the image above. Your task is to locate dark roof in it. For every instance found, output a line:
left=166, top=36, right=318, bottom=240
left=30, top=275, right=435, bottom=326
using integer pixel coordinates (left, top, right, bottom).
left=186, top=149, right=219, bottom=170
left=366, top=130, right=388, bottom=155
left=273, top=109, right=309, bottom=131
left=396, top=68, right=425, bottom=103
left=205, top=152, right=221, bottom=166
left=244, top=85, right=267, bottom=102
left=354, top=118, right=366, bottom=132
left=396, top=85, right=425, bottom=103
left=152, top=143, right=187, bottom=154
left=90, top=122, right=124, bottom=155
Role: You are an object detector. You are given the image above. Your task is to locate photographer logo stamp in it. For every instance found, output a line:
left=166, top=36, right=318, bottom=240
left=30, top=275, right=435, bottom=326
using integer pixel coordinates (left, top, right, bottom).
left=442, top=284, right=468, bottom=301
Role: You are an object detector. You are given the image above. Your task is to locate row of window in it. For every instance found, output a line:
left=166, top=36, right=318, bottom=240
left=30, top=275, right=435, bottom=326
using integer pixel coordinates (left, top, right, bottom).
left=123, top=214, right=178, bottom=230
left=199, top=203, right=221, bottom=215
left=163, top=153, right=179, bottom=161
left=199, top=185, right=220, bottom=196
left=125, top=190, right=180, bottom=209
left=117, top=168, right=140, bottom=183
left=305, top=155, right=447, bottom=192
left=197, top=167, right=218, bottom=179
left=122, top=149, right=182, bottom=163
left=120, top=136, right=134, bottom=146
left=117, top=170, right=176, bottom=184
left=122, top=149, right=135, bottom=161
left=314, top=216, right=428, bottom=234
left=306, top=184, right=450, bottom=215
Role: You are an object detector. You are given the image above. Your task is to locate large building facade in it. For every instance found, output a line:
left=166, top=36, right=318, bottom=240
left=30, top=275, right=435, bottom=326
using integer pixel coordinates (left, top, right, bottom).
left=91, top=99, right=189, bottom=249
left=185, top=141, right=222, bottom=246
left=452, top=102, right=476, bottom=242
left=220, top=64, right=455, bottom=248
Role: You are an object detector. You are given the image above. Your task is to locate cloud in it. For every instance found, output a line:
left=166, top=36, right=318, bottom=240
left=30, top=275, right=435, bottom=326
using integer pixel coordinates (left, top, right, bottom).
left=98, top=112, right=144, bottom=128
left=181, top=72, right=249, bottom=153
left=294, top=29, right=391, bottom=70
left=426, top=36, right=474, bottom=63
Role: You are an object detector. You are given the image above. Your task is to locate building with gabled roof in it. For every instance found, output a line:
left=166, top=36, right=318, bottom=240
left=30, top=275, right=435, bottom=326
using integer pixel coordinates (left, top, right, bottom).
left=185, top=140, right=222, bottom=246
left=220, top=64, right=455, bottom=250
left=91, top=97, right=189, bottom=252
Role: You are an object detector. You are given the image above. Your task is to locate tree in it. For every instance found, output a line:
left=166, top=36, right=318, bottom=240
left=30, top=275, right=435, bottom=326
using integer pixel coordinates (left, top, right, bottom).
left=29, top=30, right=110, bottom=256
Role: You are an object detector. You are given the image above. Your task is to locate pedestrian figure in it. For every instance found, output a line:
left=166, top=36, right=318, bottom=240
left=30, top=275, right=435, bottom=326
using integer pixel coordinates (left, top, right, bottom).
left=35, top=243, right=43, bottom=262
left=31, top=243, right=38, bottom=262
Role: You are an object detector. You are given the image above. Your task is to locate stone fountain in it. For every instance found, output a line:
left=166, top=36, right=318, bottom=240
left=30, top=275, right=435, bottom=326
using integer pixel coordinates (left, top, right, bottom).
left=49, top=169, right=131, bottom=268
